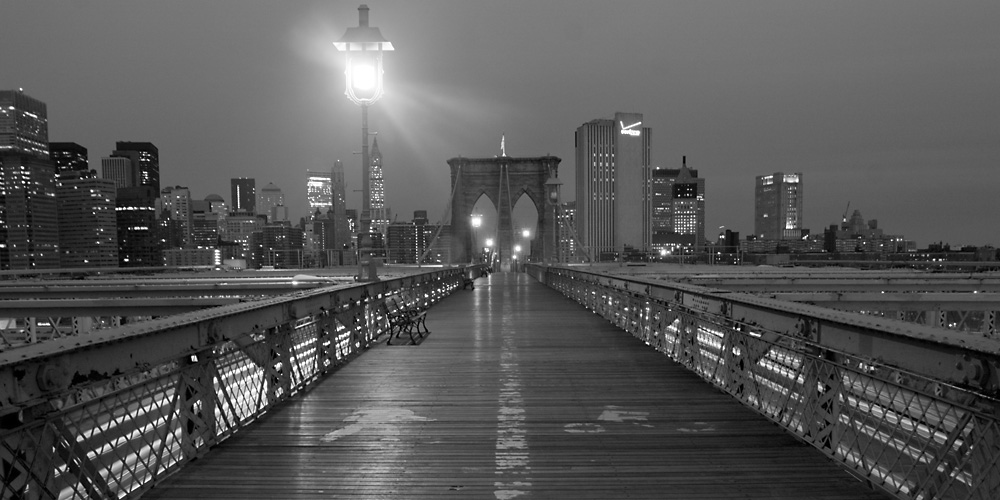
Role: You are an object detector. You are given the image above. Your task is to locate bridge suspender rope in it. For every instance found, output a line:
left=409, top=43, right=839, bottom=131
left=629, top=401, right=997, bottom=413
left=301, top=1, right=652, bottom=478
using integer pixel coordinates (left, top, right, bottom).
left=555, top=203, right=592, bottom=262
left=417, top=166, right=462, bottom=264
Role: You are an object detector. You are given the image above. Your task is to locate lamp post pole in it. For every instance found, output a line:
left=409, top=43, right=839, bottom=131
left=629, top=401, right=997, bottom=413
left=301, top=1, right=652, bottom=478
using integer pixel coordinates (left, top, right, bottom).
left=361, top=104, right=370, bottom=231
left=335, top=3, right=393, bottom=237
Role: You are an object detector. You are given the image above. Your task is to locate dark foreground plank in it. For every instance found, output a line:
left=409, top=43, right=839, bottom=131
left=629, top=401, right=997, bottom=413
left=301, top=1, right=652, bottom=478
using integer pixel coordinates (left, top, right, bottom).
left=143, top=272, right=885, bottom=499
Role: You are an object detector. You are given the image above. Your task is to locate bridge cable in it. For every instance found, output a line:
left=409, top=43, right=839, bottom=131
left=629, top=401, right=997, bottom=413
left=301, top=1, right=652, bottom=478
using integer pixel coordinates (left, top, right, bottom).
left=418, top=165, right=462, bottom=264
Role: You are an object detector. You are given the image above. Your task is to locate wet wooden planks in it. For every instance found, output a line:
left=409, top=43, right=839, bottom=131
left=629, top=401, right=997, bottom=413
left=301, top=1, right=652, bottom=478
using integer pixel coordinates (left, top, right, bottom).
left=143, top=272, right=886, bottom=499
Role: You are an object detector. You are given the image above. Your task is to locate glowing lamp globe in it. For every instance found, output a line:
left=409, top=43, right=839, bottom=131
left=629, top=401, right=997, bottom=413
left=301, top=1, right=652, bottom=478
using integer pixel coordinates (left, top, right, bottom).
left=334, top=4, right=394, bottom=105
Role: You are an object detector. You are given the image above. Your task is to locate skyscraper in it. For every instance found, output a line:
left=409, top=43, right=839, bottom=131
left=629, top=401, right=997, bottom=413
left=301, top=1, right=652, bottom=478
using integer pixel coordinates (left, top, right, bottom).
left=160, top=186, right=193, bottom=247
left=331, top=159, right=351, bottom=249
left=257, top=182, right=284, bottom=223
left=0, top=154, right=60, bottom=269
left=307, top=170, right=332, bottom=212
left=755, top=172, right=804, bottom=240
left=50, top=142, right=93, bottom=181
left=101, top=156, right=134, bottom=188
left=113, top=142, right=159, bottom=193
left=369, top=138, right=388, bottom=236
left=204, top=193, right=228, bottom=239
left=0, top=90, right=58, bottom=269
left=651, top=157, right=705, bottom=252
left=0, top=89, right=49, bottom=159
left=190, top=199, right=218, bottom=248
left=575, top=112, right=651, bottom=260
left=557, top=201, right=578, bottom=263
left=57, top=177, right=118, bottom=268
left=116, top=186, right=160, bottom=267
left=231, top=177, right=256, bottom=213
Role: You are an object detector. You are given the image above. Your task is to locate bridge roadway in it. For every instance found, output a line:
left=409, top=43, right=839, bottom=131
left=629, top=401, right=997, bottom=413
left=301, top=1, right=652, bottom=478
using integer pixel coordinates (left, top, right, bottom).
left=143, top=271, right=885, bottom=499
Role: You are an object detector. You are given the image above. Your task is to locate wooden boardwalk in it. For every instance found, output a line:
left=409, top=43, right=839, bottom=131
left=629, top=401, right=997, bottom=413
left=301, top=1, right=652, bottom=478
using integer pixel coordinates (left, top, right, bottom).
left=143, top=272, right=886, bottom=499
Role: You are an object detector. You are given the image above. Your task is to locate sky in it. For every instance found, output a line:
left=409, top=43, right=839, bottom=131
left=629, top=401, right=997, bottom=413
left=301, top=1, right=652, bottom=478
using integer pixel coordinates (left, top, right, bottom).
left=2, top=1, right=998, bottom=248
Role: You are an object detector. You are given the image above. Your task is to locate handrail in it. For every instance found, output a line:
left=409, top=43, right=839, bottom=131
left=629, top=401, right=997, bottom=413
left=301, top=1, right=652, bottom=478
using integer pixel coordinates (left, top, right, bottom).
left=528, top=263, right=1000, bottom=500
left=0, top=265, right=483, bottom=500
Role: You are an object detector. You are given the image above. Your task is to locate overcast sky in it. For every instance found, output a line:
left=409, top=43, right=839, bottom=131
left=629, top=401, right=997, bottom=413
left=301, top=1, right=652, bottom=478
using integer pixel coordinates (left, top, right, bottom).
left=3, top=1, right=997, bottom=247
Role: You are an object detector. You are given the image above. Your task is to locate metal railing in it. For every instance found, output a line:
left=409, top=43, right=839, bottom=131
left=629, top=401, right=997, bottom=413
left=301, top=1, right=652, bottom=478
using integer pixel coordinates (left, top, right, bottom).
left=0, top=266, right=478, bottom=499
left=529, top=264, right=1000, bottom=500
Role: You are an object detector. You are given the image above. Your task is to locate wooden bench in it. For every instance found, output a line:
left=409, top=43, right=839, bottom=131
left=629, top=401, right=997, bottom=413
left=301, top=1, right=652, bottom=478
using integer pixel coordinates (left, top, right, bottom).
left=462, top=268, right=481, bottom=289
left=384, top=291, right=429, bottom=345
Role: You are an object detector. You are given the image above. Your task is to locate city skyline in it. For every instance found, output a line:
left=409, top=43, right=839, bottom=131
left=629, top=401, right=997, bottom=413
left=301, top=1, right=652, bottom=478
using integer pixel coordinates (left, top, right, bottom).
left=3, top=1, right=998, bottom=247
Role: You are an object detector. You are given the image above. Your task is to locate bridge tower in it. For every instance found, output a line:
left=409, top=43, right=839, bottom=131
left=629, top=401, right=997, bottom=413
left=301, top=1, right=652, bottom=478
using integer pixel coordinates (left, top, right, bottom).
left=447, top=155, right=561, bottom=269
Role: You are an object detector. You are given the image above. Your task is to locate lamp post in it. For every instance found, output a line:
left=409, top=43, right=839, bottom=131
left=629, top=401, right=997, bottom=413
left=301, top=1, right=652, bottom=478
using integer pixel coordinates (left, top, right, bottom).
left=471, top=214, right=482, bottom=263
left=521, top=228, right=530, bottom=262
left=485, top=238, right=494, bottom=271
left=545, top=176, right=563, bottom=264
left=335, top=4, right=393, bottom=236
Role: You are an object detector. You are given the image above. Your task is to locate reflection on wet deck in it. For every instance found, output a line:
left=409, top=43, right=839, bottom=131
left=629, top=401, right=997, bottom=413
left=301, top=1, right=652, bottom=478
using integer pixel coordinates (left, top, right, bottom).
left=144, top=272, right=884, bottom=499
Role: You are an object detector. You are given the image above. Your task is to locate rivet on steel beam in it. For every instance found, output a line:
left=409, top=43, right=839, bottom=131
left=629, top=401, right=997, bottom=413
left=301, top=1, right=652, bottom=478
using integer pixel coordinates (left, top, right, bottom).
left=36, top=363, right=71, bottom=393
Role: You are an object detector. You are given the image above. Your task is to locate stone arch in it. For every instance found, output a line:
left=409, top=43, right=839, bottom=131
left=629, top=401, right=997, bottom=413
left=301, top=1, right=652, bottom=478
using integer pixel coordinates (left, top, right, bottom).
left=448, top=155, right=561, bottom=269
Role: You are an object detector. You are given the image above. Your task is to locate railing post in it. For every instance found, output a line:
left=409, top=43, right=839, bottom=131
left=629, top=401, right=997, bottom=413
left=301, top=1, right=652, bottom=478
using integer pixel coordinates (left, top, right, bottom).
left=179, top=353, right=218, bottom=459
left=316, top=309, right=336, bottom=370
left=268, top=323, right=294, bottom=404
left=801, top=348, right=843, bottom=454
left=987, top=310, right=998, bottom=339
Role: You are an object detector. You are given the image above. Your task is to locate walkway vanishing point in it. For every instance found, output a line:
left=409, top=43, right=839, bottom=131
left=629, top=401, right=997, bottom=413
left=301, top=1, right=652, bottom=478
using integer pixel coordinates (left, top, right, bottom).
left=143, top=272, right=884, bottom=499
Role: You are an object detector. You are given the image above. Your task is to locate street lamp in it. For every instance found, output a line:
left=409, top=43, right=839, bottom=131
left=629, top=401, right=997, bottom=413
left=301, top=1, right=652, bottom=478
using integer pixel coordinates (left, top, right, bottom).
left=471, top=214, right=482, bottom=263
left=335, top=4, right=393, bottom=235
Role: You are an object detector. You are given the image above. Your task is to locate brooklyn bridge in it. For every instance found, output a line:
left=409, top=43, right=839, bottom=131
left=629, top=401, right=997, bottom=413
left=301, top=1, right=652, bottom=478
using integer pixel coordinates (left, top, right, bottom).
left=1, top=263, right=998, bottom=499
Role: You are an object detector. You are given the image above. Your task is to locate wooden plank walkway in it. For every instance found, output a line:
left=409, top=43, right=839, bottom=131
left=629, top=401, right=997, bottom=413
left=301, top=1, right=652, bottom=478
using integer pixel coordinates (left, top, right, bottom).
left=143, top=271, right=886, bottom=499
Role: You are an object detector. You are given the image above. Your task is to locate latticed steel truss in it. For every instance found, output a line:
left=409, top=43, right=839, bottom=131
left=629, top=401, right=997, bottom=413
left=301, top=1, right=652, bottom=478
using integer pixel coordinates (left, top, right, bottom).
left=535, top=265, right=1000, bottom=500
left=0, top=267, right=473, bottom=499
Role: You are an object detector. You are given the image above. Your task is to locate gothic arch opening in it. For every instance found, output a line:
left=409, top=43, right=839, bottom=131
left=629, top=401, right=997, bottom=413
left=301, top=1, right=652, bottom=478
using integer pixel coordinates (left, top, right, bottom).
left=447, top=155, right=561, bottom=270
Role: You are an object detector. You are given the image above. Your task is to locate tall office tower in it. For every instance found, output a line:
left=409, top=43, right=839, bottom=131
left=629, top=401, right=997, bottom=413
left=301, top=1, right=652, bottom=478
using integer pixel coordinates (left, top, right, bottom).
left=231, top=177, right=256, bottom=213
left=305, top=209, right=333, bottom=266
left=386, top=221, right=417, bottom=264
left=204, top=193, right=228, bottom=238
left=50, top=142, right=93, bottom=181
left=113, top=142, right=159, bottom=193
left=651, top=163, right=698, bottom=234
left=651, top=157, right=706, bottom=252
left=116, top=186, right=160, bottom=267
left=160, top=186, right=193, bottom=246
left=307, top=170, right=332, bottom=211
left=557, top=201, right=578, bottom=263
left=575, top=112, right=651, bottom=260
left=331, top=159, right=351, bottom=249
left=57, top=177, right=118, bottom=268
left=755, top=172, right=804, bottom=240
left=0, top=89, right=49, bottom=159
left=257, top=182, right=284, bottom=222
left=369, top=138, right=388, bottom=236
left=252, top=224, right=304, bottom=269
left=413, top=210, right=431, bottom=263
left=0, top=154, right=60, bottom=269
left=190, top=199, right=220, bottom=248
left=101, top=156, right=134, bottom=188
left=223, top=212, right=262, bottom=261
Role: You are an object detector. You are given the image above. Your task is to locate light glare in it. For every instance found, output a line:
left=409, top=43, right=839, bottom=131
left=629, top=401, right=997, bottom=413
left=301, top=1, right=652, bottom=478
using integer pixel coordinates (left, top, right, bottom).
left=352, top=64, right=376, bottom=91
